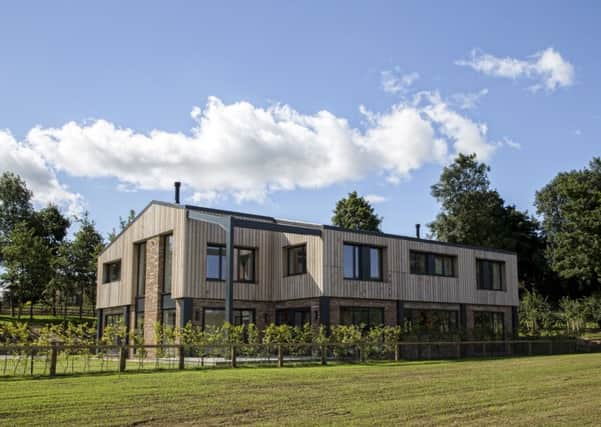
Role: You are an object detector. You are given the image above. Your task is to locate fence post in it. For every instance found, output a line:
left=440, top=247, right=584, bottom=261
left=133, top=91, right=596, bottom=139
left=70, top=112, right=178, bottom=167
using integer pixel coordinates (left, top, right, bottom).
left=119, top=346, right=127, bottom=372
left=528, top=341, right=532, bottom=356
left=277, top=344, right=284, bottom=368
left=394, top=342, right=399, bottom=362
left=178, top=345, right=185, bottom=370
left=456, top=342, right=461, bottom=359
left=49, top=343, right=58, bottom=378
left=230, top=345, right=236, bottom=368
left=320, top=344, right=327, bottom=366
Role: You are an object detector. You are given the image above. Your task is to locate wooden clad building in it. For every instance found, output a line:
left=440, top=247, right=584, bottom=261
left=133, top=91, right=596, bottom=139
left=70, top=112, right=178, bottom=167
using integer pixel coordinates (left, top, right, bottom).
left=96, top=200, right=519, bottom=343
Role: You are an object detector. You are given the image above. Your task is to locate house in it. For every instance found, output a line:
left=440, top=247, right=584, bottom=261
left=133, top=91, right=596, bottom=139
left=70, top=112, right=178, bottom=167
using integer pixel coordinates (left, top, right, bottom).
left=96, top=185, right=519, bottom=344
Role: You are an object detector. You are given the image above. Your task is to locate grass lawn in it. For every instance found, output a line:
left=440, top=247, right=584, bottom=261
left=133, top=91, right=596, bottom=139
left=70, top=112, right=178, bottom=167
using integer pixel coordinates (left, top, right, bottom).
left=1, top=353, right=601, bottom=426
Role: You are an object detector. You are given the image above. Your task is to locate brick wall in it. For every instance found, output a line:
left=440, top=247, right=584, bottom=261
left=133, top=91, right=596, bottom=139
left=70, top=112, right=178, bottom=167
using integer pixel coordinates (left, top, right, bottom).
left=142, top=235, right=162, bottom=346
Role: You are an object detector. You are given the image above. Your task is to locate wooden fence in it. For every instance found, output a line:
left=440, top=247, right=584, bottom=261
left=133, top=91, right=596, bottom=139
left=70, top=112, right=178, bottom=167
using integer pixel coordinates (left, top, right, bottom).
left=0, top=304, right=96, bottom=318
left=0, top=338, right=596, bottom=379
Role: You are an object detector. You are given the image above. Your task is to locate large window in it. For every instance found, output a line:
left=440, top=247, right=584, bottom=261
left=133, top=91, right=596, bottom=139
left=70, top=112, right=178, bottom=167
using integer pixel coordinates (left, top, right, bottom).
left=236, top=248, right=255, bottom=282
left=476, top=259, right=505, bottom=290
left=340, top=307, right=384, bottom=328
left=410, top=251, right=456, bottom=277
left=163, top=234, right=173, bottom=293
left=474, top=311, right=505, bottom=338
left=286, top=245, right=307, bottom=276
left=404, top=309, right=459, bottom=335
left=343, top=244, right=383, bottom=281
left=202, top=308, right=255, bottom=329
left=206, top=245, right=256, bottom=282
left=102, top=260, right=121, bottom=283
left=135, top=242, right=146, bottom=296
left=276, top=308, right=311, bottom=327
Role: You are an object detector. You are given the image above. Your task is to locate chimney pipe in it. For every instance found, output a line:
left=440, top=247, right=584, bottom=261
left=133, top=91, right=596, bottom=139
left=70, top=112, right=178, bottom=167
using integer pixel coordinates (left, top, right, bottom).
left=415, top=223, right=421, bottom=239
left=174, top=181, right=181, bottom=204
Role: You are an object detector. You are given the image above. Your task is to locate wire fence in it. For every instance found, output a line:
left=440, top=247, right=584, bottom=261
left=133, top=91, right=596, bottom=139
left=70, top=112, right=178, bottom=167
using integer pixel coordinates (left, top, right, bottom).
left=0, top=338, right=595, bottom=379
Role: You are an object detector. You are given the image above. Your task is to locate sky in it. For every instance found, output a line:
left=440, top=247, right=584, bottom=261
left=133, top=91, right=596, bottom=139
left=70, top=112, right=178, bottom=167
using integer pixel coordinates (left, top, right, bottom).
left=1, top=1, right=600, bottom=238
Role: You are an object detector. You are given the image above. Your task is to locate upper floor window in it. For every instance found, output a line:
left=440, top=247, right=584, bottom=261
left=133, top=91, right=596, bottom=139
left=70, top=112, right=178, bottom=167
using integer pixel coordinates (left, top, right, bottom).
left=206, top=245, right=256, bottom=283
left=343, top=243, right=382, bottom=281
left=286, top=245, right=307, bottom=276
left=102, top=260, right=121, bottom=283
left=476, top=259, right=505, bottom=291
left=135, top=242, right=146, bottom=297
left=410, top=251, right=456, bottom=277
left=162, top=234, right=173, bottom=293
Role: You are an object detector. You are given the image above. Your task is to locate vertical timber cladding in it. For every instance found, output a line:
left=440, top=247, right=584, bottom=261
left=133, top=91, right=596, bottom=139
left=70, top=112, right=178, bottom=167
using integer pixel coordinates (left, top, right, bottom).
left=182, top=215, right=324, bottom=301
left=96, top=202, right=186, bottom=310
left=322, top=228, right=519, bottom=306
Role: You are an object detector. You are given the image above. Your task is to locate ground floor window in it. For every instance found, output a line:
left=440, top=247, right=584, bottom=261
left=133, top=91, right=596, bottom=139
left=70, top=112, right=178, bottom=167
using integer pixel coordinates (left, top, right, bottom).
left=404, top=309, right=459, bottom=336
left=135, top=312, right=144, bottom=335
left=162, top=309, right=176, bottom=329
left=340, top=307, right=384, bottom=328
left=104, top=313, right=123, bottom=327
left=202, top=308, right=256, bottom=329
left=276, top=308, right=311, bottom=328
left=474, top=311, right=505, bottom=339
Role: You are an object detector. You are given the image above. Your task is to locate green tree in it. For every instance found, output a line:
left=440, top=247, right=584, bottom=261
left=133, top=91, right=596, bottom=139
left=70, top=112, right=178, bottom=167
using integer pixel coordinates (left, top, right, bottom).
left=429, top=154, right=548, bottom=292
left=0, top=172, right=34, bottom=262
left=107, top=209, right=136, bottom=242
left=1, top=222, right=52, bottom=319
left=332, top=191, right=382, bottom=232
left=535, top=158, right=601, bottom=291
left=69, top=214, right=104, bottom=319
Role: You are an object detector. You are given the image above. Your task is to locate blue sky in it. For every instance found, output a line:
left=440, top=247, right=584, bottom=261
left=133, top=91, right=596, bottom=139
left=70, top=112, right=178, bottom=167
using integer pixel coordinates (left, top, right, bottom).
left=1, top=1, right=599, bottom=238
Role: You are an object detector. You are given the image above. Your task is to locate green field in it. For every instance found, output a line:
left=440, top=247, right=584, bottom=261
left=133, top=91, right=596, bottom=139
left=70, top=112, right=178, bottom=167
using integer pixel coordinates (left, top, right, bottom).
left=1, top=353, right=600, bottom=426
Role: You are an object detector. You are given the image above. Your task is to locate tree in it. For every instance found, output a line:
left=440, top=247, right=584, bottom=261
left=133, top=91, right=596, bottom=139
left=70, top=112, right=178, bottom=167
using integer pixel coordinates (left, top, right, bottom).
left=332, top=191, right=382, bottom=232
left=69, top=214, right=104, bottom=319
left=0, top=172, right=34, bottom=262
left=429, top=154, right=549, bottom=293
left=535, top=158, right=601, bottom=291
left=107, top=209, right=136, bottom=242
left=1, top=222, right=52, bottom=319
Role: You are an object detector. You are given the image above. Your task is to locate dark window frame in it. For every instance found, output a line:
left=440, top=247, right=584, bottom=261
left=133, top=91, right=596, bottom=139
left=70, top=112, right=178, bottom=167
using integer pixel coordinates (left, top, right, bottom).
left=409, top=250, right=457, bottom=278
left=162, top=234, right=174, bottom=294
left=476, top=258, right=506, bottom=291
left=473, top=310, right=505, bottom=338
left=276, top=307, right=311, bottom=327
left=135, top=242, right=146, bottom=297
left=340, top=306, right=385, bottom=328
left=205, top=243, right=257, bottom=283
left=201, top=307, right=256, bottom=329
left=343, top=243, right=384, bottom=282
left=102, top=259, right=122, bottom=284
left=285, top=244, right=307, bottom=277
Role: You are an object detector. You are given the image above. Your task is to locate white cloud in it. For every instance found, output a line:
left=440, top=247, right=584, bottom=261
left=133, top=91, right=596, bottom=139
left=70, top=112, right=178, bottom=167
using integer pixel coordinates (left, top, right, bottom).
left=451, top=89, right=489, bottom=110
left=364, top=194, right=388, bottom=204
left=0, top=130, right=83, bottom=216
left=2, top=96, right=499, bottom=204
left=456, top=47, right=574, bottom=92
left=499, top=137, right=521, bottom=150
left=381, top=68, right=420, bottom=95
left=574, top=129, right=582, bottom=136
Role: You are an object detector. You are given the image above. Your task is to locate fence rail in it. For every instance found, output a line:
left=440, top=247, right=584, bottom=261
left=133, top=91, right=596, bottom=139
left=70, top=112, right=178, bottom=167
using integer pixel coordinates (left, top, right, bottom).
left=0, top=304, right=96, bottom=318
left=0, top=338, right=596, bottom=379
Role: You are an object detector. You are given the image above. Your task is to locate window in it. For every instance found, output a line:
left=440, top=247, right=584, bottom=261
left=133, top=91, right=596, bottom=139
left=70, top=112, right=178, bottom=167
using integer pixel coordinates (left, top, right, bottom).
left=102, top=260, right=121, bottom=283
left=162, top=309, right=176, bottom=329
left=343, top=244, right=383, bottom=281
left=410, top=251, right=456, bottom=277
left=276, top=308, right=311, bottom=327
left=404, top=309, right=459, bottom=335
left=476, top=259, right=505, bottom=290
left=135, top=242, right=146, bottom=296
left=135, top=312, right=144, bottom=335
left=202, top=308, right=256, bottom=329
left=340, top=307, right=384, bottom=328
left=163, top=234, right=173, bottom=293
left=206, top=245, right=256, bottom=282
left=474, top=311, right=505, bottom=338
left=286, top=245, right=307, bottom=276
left=206, top=245, right=226, bottom=280
left=236, top=248, right=255, bottom=282
left=104, top=313, right=123, bottom=327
